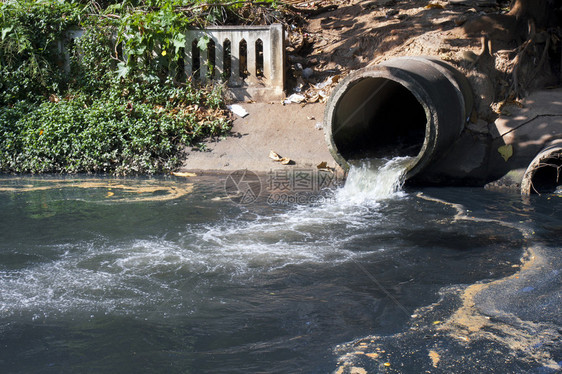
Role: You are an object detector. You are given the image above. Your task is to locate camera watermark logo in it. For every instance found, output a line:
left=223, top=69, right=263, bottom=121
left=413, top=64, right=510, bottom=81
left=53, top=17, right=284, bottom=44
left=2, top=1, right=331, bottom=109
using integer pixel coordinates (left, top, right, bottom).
left=224, top=170, right=262, bottom=205
left=225, top=168, right=342, bottom=205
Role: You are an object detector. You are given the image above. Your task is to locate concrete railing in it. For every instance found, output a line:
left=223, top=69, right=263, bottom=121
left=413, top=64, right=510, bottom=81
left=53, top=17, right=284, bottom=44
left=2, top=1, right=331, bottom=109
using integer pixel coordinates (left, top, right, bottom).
left=58, top=24, right=285, bottom=102
left=185, top=24, right=285, bottom=101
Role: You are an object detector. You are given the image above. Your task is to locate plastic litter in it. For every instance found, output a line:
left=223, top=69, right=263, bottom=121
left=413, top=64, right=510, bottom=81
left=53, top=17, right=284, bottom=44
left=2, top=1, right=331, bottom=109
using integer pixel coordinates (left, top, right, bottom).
left=315, top=76, right=333, bottom=90
left=283, top=93, right=306, bottom=105
left=228, top=104, right=249, bottom=118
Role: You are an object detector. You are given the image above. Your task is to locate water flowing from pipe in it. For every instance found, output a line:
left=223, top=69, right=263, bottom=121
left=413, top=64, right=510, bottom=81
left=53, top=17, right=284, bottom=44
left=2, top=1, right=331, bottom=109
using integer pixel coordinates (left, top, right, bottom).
left=335, top=157, right=414, bottom=206
left=0, top=159, right=414, bottom=319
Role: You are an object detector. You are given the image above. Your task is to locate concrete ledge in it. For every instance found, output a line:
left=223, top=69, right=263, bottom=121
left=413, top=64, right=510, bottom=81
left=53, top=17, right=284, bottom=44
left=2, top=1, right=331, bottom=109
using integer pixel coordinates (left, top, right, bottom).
left=180, top=103, right=340, bottom=174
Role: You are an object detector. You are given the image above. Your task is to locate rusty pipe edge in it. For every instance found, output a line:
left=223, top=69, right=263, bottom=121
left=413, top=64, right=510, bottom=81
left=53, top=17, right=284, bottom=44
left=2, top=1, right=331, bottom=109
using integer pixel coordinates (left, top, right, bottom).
left=324, top=56, right=473, bottom=180
left=521, top=140, right=562, bottom=195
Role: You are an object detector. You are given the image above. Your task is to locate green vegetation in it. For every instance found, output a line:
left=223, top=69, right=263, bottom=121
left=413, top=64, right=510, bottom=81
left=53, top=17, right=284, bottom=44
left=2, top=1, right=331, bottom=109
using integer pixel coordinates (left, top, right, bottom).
left=0, top=83, right=228, bottom=174
left=0, top=0, right=279, bottom=174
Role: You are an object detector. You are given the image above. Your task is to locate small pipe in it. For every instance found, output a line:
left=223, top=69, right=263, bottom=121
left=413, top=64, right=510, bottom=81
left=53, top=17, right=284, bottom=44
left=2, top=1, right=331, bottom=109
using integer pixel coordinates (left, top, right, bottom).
left=521, top=140, right=562, bottom=195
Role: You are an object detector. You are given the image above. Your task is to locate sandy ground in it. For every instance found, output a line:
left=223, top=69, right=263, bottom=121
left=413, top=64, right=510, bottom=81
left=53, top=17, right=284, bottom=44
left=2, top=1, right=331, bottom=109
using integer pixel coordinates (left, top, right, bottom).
left=179, top=102, right=340, bottom=175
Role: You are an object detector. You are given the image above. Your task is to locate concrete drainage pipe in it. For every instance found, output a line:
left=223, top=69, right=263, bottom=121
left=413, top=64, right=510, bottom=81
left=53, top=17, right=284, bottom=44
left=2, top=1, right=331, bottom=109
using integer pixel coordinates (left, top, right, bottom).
left=521, top=142, right=562, bottom=195
left=324, top=56, right=473, bottom=179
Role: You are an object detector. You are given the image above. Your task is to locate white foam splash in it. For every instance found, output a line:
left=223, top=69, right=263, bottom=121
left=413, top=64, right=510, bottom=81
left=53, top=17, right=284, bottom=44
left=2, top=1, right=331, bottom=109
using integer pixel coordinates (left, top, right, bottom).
left=0, top=231, right=374, bottom=318
left=0, top=158, right=413, bottom=318
left=336, top=157, right=413, bottom=206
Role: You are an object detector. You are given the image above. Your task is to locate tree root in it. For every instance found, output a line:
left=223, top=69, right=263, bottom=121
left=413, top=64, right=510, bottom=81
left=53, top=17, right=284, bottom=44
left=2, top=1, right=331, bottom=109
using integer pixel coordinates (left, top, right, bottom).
left=509, top=20, right=536, bottom=98
left=510, top=38, right=533, bottom=98
left=526, top=34, right=551, bottom=83
left=507, top=20, right=562, bottom=99
left=468, top=36, right=493, bottom=70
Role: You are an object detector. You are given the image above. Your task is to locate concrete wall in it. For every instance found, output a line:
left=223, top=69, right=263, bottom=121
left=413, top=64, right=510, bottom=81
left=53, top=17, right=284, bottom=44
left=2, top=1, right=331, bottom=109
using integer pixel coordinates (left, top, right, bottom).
left=58, top=25, right=285, bottom=102
left=185, top=24, right=285, bottom=102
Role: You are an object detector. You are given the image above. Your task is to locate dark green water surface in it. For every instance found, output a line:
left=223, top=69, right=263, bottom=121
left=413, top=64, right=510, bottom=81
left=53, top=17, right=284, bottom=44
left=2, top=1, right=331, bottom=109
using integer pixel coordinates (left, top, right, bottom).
left=0, top=175, right=559, bottom=373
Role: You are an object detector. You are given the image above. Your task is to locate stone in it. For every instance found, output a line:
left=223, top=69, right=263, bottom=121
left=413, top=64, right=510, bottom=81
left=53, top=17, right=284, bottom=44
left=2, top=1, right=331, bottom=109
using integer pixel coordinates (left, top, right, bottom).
left=466, top=119, right=489, bottom=134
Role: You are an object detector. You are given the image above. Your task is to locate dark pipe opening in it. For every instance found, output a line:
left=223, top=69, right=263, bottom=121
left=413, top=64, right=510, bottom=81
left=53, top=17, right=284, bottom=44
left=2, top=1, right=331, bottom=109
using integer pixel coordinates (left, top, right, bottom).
left=530, top=155, right=562, bottom=194
left=332, top=78, right=427, bottom=161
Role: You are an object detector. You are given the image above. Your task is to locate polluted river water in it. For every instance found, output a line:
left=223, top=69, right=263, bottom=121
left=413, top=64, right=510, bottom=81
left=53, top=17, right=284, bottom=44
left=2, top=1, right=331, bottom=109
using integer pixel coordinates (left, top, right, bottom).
left=0, top=160, right=560, bottom=373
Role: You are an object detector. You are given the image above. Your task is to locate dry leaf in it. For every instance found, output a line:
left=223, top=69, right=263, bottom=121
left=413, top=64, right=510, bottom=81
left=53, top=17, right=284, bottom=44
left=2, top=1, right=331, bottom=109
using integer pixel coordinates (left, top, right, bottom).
left=425, top=2, right=444, bottom=9
left=269, top=151, right=292, bottom=165
left=269, top=150, right=282, bottom=161
left=317, top=161, right=333, bottom=172
left=498, top=144, right=513, bottom=162
left=48, top=94, right=60, bottom=103
left=171, top=172, right=197, bottom=177
left=307, top=93, right=320, bottom=103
